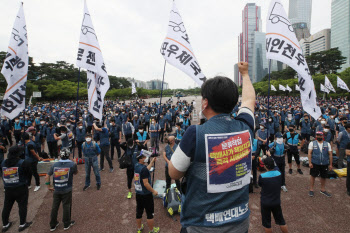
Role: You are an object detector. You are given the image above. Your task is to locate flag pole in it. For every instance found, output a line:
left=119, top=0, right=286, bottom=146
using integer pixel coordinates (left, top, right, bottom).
left=73, top=68, right=81, bottom=159
left=153, top=60, right=167, bottom=188
left=267, top=60, right=272, bottom=142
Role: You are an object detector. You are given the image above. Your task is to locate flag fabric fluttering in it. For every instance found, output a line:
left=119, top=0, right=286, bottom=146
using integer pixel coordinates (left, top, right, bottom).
left=320, top=83, right=329, bottom=94
left=132, top=81, right=137, bottom=94
left=271, top=85, right=277, bottom=91
left=279, top=84, right=286, bottom=91
left=324, top=76, right=336, bottom=93
left=337, top=76, right=350, bottom=92
left=295, top=84, right=300, bottom=91
left=0, top=4, right=28, bottom=119
left=286, top=84, right=292, bottom=92
left=76, top=0, right=110, bottom=120
left=160, top=1, right=206, bottom=86
left=266, top=0, right=321, bottom=119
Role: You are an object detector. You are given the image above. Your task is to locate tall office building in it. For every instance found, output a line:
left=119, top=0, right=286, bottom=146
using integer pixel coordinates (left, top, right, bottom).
left=299, top=29, right=331, bottom=57
left=252, top=32, right=282, bottom=83
left=331, top=0, right=350, bottom=71
left=289, top=0, right=312, bottom=41
left=238, top=3, right=262, bottom=85
left=234, top=63, right=239, bottom=85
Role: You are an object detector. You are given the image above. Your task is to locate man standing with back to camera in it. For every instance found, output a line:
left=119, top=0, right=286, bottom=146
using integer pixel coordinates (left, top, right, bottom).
left=169, top=62, right=256, bottom=233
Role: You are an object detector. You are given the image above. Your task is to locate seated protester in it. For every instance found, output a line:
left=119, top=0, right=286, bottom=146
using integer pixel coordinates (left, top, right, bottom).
left=120, top=139, right=139, bottom=199
left=308, top=131, right=333, bottom=198
left=182, top=114, right=191, bottom=131
left=259, top=157, right=288, bottom=233
left=267, top=132, right=288, bottom=192
left=46, top=148, right=78, bottom=231
left=1, top=146, right=33, bottom=232
left=175, top=123, right=185, bottom=144
left=134, top=125, right=150, bottom=151
left=134, top=152, right=159, bottom=233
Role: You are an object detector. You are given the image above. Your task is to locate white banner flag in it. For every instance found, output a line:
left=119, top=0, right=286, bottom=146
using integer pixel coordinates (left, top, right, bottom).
left=266, top=0, right=321, bottom=120
left=337, top=76, right=350, bottom=92
left=279, top=84, right=286, bottom=91
left=320, top=83, right=329, bottom=93
left=0, top=4, right=28, bottom=119
left=76, top=0, right=109, bottom=120
left=160, top=2, right=206, bottom=86
left=286, top=84, right=292, bottom=92
left=271, top=85, right=277, bottom=91
left=132, top=81, right=137, bottom=94
left=295, top=84, right=300, bottom=91
left=324, top=76, right=336, bottom=93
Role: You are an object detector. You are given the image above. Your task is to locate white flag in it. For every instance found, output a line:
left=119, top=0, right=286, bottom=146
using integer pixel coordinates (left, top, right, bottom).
left=320, top=83, right=329, bottom=93
left=266, top=0, right=321, bottom=120
left=324, top=76, right=336, bottom=93
left=76, top=0, right=109, bottom=120
left=295, top=84, right=300, bottom=91
left=0, top=4, right=28, bottom=119
left=279, top=84, right=286, bottom=91
left=132, top=81, right=137, bottom=94
left=286, top=84, right=292, bottom=92
left=271, top=85, right=277, bottom=91
left=161, top=1, right=206, bottom=86
left=337, top=76, right=350, bottom=92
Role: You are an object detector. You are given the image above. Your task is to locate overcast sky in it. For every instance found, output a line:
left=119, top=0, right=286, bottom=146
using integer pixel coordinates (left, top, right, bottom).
left=0, top=0, right=331, bottom=89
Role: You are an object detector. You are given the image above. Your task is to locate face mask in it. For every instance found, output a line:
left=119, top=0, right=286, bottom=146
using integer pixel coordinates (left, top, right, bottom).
left=276, top=138, right=283, bottom=144
left=67, top=123, right=71, bottom=126
left=269, top=119, right=272, bottom=122
left=79, top=118, right=83, bottom=121
left=331, top=116, right=334, bottom=119
left=61, top=133, right=67, bottom=137
left=288, top=118, right=292, bottom=121
left=15, top=120, right=19, bottom=123
left=260, top=126, right=264, bottom=130
left=144, top=157, right=149, bottom=163
left=53, top=111, right=56, bottom=113
left=289, top=129, right=294, bottom=132
left=79, top=126, right=83, bottom=129
left=152, top=121, right=155, bottom=124
left=321, top=121, right=326, bottom=125
left=139, top=130, right=143, bottom=133
left=19, top=117, right=23, bottom=119
left=324, top=129, right=329, bottom=133
left=317, top=137, right=323, bottom=142
left=86, top=138, right=92, bottom=142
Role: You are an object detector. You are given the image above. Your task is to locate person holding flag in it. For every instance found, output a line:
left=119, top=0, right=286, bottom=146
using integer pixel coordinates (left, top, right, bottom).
left=76, top=0, right=110, bottom=121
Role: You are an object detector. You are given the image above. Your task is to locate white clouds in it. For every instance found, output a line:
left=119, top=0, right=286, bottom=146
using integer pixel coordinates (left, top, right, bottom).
left=0, top=0, right=331, bottom=89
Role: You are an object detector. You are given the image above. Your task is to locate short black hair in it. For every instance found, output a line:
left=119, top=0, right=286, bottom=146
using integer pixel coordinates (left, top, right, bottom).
left=201, top=76, right=238, bottom=114
left=138, top=125, right=144, bottom=130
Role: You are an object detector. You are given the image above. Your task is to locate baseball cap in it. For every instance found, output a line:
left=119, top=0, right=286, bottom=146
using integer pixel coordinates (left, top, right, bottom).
left=316, top=131, right=323, bottom=136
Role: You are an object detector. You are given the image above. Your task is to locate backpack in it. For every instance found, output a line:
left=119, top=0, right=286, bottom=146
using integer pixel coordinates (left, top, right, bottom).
left=163, top=187, right=181, bottom=216
left=119, top=152, right=132, bottom=169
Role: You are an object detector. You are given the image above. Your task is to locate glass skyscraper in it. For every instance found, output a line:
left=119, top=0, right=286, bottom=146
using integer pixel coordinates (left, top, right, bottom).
left=238, top=3, right=262, bottom=84
left=289, top=0, right=312, bottom=41
left=331, top=0, right=350, bottom=71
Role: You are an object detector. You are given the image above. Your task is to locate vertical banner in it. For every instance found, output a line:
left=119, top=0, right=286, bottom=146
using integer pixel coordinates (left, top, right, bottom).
left=324, top=76, right=336, bottom=93
left=1, top=4, right=28, bottom=119
left=279, top=84, right=286, bottom=91
left=160, top=1, right=206, bottom=86
left=76, top=0, right=109, bottom=120
left=131, top=81, right=137, bottom=94
left=266, top=0, right=321, bottom=119
left=337, top=76, right=350, bottom=92
left=320, top=83, right=329, bottom=94
left=205, top=130, right=252, bottom=193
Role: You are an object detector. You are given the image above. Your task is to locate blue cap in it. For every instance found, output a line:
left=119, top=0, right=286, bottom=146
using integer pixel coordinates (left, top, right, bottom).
left=275, top=132, right=283, bottom=138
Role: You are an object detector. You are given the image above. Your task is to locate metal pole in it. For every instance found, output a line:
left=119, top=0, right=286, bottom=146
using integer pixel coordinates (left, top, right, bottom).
left=73, top=68, right=81, bottom=159
left=267, top=60, right=272, bottom=141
